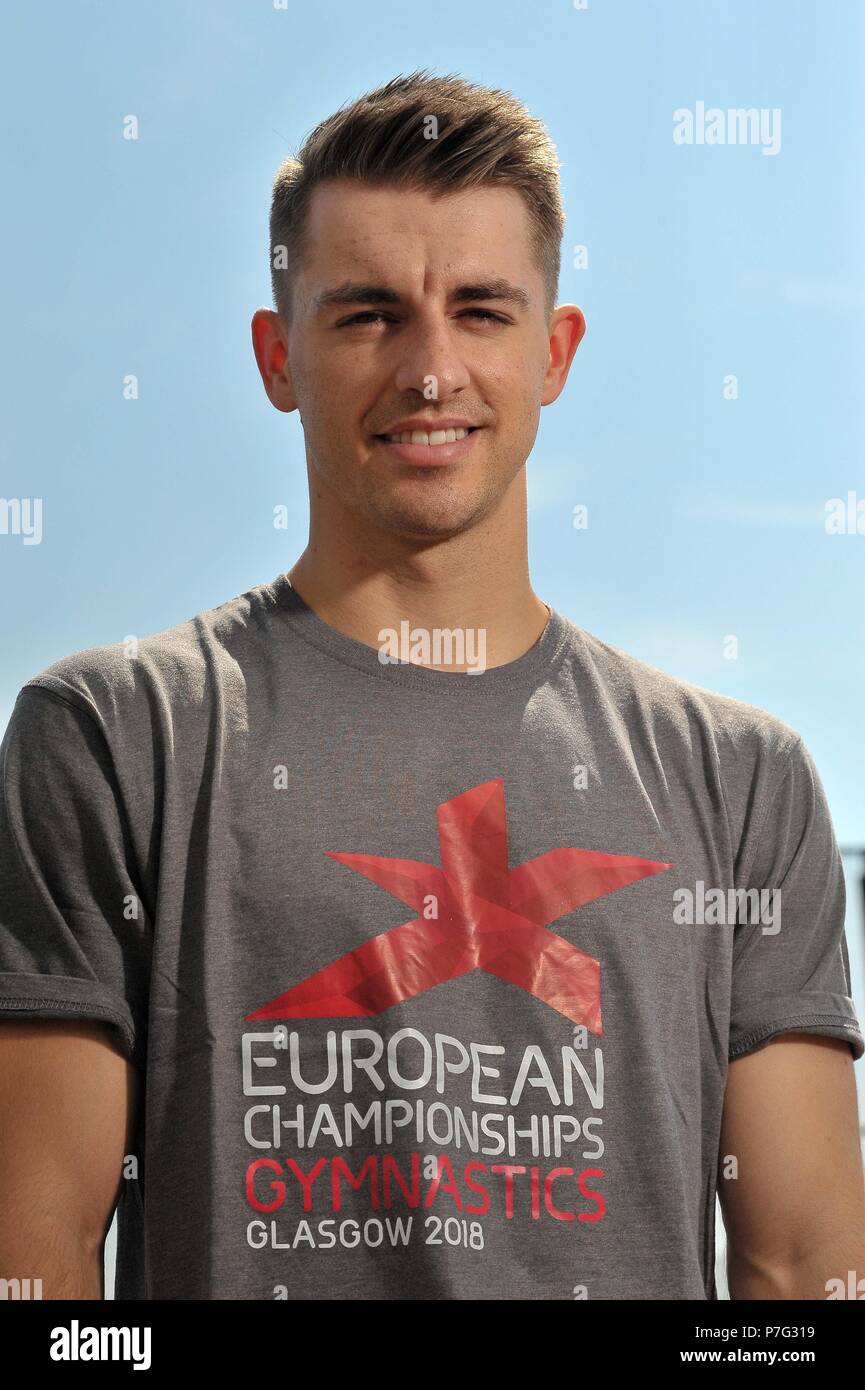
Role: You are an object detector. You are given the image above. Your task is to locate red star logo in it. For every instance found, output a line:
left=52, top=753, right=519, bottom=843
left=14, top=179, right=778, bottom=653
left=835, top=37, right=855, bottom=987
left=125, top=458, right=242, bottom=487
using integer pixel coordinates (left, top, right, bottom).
left=246, top=778, right=671, bottom=1032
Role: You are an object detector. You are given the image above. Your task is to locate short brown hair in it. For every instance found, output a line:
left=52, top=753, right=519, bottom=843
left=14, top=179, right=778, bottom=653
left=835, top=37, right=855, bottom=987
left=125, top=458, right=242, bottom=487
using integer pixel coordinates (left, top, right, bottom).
left=269, top=70, right=565, bottom=324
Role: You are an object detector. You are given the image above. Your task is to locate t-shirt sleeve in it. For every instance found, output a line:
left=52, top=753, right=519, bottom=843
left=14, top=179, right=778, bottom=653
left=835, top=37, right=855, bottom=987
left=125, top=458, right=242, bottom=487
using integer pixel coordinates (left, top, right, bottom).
left=0, top=684, right=151, bottom=1069
left=729, top=730, right=864, bottom=1062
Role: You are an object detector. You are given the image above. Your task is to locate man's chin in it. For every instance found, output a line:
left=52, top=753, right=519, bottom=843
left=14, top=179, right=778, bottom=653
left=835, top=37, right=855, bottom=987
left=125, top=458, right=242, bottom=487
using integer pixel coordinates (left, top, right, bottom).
left=366, top=485, right=496, bottom=541
left=371, top=508, right=482, bottom=542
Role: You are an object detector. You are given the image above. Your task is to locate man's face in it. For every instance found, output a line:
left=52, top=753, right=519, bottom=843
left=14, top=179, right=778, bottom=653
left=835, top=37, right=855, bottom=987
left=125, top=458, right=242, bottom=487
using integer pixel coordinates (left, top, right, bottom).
left=259, top=179, right=581, bottom=541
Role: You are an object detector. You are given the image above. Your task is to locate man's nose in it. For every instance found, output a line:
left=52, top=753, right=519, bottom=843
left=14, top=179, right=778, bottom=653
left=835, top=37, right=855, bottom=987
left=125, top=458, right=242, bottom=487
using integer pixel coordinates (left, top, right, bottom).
left=392, top=314, right=472, bottom=399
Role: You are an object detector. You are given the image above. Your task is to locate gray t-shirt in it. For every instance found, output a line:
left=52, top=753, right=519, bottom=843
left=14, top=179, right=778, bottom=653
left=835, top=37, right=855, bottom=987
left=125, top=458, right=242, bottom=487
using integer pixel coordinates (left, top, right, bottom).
left=0, top=571, right=861, bottom=1300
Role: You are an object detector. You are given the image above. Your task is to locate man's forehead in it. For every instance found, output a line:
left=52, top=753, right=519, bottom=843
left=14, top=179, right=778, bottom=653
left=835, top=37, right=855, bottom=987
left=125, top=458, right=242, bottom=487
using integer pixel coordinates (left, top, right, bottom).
left=305, top=177, right=530, bottom=228
left=300, top=180, right=539, bottom=296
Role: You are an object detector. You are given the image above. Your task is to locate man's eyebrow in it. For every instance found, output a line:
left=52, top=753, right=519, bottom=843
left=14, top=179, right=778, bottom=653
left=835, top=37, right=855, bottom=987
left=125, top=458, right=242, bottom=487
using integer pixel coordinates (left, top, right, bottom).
left=451, top=279, right=531, bottom=309
left=313, top=277, right=531, bottom=313
left=314, top=282, right=402, bottom=312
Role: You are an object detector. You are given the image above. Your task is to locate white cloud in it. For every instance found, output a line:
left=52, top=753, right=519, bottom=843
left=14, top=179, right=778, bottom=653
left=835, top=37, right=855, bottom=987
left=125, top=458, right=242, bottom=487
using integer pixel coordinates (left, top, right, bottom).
left=736, top=269, right=865, bottom=309
left=678, top=497, right=824, bottom=527
left=527, top=458, right=590, bottom=512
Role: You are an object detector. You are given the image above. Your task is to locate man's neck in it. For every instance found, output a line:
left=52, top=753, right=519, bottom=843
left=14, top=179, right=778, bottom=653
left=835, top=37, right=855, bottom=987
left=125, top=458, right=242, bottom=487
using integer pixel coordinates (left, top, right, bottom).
left=286, top=483, right=549, bottom=673
left=286, top=560, right=549, bottom=673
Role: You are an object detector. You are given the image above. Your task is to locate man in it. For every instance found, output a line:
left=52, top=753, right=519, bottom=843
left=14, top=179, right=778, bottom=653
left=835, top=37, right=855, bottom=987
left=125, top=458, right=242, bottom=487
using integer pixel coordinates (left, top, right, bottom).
left=1, top=71, right=863, bottom=1302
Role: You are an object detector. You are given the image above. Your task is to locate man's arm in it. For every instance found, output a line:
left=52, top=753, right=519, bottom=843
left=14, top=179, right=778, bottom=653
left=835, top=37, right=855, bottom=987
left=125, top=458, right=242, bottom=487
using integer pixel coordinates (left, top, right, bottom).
left=718, top=1032, right=865, bottom=1299
left=0, top=1019, right=138, bottom=1300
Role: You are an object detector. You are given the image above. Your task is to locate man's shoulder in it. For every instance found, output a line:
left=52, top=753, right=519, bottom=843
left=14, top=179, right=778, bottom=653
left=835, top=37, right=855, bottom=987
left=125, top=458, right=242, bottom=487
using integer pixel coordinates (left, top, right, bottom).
left=15, top=575, right=285, bottom=728
left=560, top=616, right=802, bottom=766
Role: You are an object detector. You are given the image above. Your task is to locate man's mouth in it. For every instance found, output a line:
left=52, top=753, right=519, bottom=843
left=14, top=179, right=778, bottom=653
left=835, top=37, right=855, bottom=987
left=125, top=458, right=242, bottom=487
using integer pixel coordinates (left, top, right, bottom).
left=374, top=426, right=479, bottom=446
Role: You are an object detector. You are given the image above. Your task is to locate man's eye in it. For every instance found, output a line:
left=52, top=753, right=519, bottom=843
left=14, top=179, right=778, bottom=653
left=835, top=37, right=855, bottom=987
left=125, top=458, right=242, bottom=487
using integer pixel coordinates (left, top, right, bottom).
left=338, top=311, right=393, bottom=326
left=336, top=308, right=509, bottom=327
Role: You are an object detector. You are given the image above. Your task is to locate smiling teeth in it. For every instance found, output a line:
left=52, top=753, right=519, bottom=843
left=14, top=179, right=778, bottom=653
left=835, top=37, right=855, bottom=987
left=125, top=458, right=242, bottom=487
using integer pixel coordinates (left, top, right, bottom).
left=383, top=427, right=471, bottom=444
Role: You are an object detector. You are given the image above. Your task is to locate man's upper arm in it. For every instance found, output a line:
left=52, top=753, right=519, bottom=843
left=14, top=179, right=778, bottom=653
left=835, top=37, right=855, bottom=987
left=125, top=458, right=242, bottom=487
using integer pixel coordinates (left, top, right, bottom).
left=0, top=683, right=151, bottom=1069
left=0, top=1018, right=138, bottom=1296
left=728, top=731, right=863, bottom=1063
left=718, top=1032, right=865, bottom=1298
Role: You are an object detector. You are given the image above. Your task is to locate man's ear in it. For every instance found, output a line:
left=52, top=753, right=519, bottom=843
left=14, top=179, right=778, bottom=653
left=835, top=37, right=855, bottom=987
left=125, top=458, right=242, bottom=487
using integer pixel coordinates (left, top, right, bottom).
left=251, top=308, right=299, bottom=414
left=541, top=305, right=586, bottom=407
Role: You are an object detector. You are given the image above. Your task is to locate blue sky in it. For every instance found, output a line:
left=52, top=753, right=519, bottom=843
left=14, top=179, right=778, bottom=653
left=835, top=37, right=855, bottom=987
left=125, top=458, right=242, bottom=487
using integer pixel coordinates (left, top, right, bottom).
left=1, top=3, right=863, bottom=904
